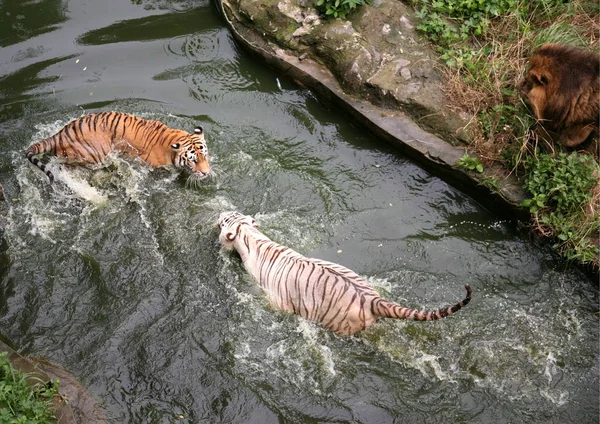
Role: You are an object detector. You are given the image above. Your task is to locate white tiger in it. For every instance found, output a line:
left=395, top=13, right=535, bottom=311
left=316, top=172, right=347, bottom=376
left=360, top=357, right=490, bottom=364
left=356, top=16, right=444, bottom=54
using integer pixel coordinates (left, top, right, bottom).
left=218, top=211, right=472, bottom=336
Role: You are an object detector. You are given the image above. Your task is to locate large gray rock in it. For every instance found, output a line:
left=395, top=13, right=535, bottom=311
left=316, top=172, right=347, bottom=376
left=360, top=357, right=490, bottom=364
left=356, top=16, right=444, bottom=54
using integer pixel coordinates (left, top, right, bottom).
left=223, top=0, right=473, bottom=144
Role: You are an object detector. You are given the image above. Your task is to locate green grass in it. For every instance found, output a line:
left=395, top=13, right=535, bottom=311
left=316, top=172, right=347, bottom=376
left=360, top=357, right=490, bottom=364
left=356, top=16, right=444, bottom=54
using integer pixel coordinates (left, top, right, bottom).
left=410, top=0, right=599, bottom=268
left=457, top=153, right=484, bottom=173
left=0, top=352, right=59, bottom=424
left=315, top=0, right=370, bottom=19
left=521, top=152, right=600, bottom=265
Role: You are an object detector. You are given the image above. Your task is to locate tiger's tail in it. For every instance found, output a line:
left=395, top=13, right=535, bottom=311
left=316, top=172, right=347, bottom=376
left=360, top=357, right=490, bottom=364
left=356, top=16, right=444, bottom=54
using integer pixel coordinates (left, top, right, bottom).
left=26, top=140, right=56, bottom=184
left=374, top=284, right=472, bottom=321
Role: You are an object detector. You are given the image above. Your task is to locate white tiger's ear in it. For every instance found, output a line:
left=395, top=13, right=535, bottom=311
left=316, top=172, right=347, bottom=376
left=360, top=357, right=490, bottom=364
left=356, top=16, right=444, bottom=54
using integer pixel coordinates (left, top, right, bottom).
left=171, top=143, right=180, bottom=150
left=194, top=126, right=203, bottom=135
left=251, top=219, right=258, bottom=228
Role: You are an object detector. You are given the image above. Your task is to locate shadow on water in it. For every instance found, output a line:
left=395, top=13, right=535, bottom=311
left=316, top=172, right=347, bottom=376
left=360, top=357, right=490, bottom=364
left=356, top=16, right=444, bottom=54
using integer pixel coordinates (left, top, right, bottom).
left=76, top=8, right=213, bottom=46
left=0, top=55, right=76, bottom=99
left=0, top=0, right=68, bottom=48
left=0, top=1, right=597, bottom=423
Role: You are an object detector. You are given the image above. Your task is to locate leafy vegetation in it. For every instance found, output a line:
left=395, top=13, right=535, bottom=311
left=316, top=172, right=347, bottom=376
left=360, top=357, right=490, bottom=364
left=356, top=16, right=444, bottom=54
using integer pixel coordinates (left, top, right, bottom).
left=457, top=153, right=484, bottom=173
left=0, top=352, right=59, bottom=423
left=480, top=176, right=501, bottom=192
left=410, top=0, right=599, bottom=267
left=414, top=0, right=518, bottom=46
left=315, top=0, right=370, bottom=20
left=521, top=153, right=599, bottom=264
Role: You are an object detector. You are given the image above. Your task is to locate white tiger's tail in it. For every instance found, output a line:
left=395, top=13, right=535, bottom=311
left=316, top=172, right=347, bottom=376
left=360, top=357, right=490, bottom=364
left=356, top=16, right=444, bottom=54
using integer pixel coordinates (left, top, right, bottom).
left=374, top=284, right=472, bottom=321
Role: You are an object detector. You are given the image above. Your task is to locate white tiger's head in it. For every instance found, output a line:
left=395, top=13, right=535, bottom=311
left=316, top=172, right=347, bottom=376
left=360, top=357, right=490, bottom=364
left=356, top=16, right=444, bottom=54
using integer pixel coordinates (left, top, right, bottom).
left=217, top=211, right=259, bottom=250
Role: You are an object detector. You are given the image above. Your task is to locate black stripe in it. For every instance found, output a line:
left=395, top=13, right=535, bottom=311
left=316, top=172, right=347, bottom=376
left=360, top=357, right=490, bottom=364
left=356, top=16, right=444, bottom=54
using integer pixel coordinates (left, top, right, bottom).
left=320, top=278, right=339, bottom=322
left=111, top=113, right=123, bottom=140
left=256, top=241, right=273, bottom=286
left=323, top=291, right=347, bottom=330
left=358, top=295, right=367, bottom=323
left=77, top=116, right=104, bottom=162
left=303, top=263, right=316, bottom=318
left=260, top=244, right=284, bottom=284
left=108, top=113, right=120, bottom=139
left=68, top=123, right=97, bottom=162
left=133, top=118, right=145, bottom=140
left=59, top=129, right=71, bottom=157
left=278, top=255, right=297, bottom=309
left=292, top=262, right=304, bottom=314
left=310, top=268, right=326, bottom=321
left=243, top=232, right=250, bottom=251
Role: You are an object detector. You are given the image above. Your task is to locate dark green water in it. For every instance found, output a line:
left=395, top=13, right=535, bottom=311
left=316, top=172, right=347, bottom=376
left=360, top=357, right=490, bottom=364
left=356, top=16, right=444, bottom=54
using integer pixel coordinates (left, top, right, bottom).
left=0, top=1, right=597, bottom=423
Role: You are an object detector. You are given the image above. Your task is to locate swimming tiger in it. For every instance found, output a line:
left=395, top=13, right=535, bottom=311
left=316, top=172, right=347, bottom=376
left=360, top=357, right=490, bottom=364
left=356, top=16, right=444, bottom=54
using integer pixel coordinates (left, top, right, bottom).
left=217, top=211, right=472, bottom=336
left=26, top=111, right=211, bottom=184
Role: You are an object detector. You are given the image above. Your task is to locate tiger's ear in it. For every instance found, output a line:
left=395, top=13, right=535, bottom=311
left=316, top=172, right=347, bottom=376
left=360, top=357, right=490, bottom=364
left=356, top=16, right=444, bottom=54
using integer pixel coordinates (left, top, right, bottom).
left=251, top=219, right=259, bottom=228
left=170, top=143, right=181, bottom=150
left=194, top=126, right=203, bottom=135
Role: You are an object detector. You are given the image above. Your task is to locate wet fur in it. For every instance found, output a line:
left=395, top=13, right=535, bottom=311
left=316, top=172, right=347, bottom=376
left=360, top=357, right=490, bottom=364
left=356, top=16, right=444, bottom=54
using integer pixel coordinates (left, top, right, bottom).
left=218, top=211, right=472, bottom=336
left=519, top=43, right=599, bottom=147
left=26, top=112, right=210, bottom=183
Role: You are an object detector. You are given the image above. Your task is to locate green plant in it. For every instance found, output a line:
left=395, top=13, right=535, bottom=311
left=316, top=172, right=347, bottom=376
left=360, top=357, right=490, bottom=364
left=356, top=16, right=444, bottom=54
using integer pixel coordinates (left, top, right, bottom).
left=480, top=176, right=501, bottom=192
left=521, top=152, right=598, bottom=214
left=521, top=152, right=600, bottom=265
left=0, top=352, right=59, bottom=423
left=457, top=153, right=484, bottom=173
left=541, top=212, right=599, bottom=264
left=315, top=0, right=369, bottom=19
left=413, top=0, right=519, bottom=48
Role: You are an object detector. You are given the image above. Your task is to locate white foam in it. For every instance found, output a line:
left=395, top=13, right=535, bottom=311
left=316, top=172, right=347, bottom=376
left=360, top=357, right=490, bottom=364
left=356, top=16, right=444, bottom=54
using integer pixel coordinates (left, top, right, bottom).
left=53, top=167, right=109, bottom=205
left=198, top=194, right=238, bottom=213
left=544, top=352, right=558, bottom=382
left=413, top=351, right=455, bottom=382
left=540, top=388, right=569, bottom=406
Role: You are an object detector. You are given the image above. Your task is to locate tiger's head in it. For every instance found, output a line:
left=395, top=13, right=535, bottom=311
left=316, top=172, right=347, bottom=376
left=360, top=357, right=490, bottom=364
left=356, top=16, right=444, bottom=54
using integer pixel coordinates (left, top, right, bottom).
left=171, top=126, right=211, bottom=182
left=218, top=211, right=259, bottom=250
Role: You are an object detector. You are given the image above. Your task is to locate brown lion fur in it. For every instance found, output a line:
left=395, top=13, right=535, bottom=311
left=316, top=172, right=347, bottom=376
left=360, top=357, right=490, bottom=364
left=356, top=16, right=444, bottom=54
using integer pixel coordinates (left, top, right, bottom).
left=520, top=43, right=599, bottom=148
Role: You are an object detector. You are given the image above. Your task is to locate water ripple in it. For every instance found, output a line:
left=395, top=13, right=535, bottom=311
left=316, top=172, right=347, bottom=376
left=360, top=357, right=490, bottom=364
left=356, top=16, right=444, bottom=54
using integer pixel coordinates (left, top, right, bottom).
left=164, top=30, right=224, bottom=63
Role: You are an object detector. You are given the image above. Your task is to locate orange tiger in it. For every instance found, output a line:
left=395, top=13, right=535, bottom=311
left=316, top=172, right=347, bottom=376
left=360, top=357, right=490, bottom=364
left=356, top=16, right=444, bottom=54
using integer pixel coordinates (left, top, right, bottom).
left=26, top=112, right=211, bottom=184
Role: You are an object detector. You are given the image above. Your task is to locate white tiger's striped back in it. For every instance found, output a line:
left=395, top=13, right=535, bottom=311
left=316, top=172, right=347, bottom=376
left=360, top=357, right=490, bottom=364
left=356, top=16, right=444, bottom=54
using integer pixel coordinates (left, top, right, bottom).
left=218, top=211, right=471, bottom=336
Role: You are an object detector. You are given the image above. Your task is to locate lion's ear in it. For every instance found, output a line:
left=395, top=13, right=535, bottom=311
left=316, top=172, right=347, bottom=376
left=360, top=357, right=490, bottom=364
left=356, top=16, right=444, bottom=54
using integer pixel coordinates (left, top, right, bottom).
left=531, top=71, right=549, bottom=86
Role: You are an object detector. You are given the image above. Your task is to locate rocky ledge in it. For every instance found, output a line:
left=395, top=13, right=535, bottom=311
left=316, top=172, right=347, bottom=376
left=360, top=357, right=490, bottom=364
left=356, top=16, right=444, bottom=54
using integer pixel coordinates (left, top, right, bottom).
left=216, top=0, right=529, bottom=219
left=0, top=338, right=108, bottom=423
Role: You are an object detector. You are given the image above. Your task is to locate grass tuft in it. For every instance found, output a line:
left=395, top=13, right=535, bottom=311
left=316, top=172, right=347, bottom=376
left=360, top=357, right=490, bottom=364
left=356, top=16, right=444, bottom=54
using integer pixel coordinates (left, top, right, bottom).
left=0, top=352, right=59, bottom=423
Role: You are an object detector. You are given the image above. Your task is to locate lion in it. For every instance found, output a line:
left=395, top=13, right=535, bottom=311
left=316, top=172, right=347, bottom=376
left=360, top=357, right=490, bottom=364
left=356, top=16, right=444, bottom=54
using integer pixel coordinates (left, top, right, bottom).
left=519, top=43, right=599, bottom=148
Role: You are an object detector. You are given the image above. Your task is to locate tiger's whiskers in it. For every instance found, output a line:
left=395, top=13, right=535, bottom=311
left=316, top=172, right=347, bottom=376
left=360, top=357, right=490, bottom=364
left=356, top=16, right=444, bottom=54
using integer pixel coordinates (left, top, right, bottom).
left=186, top=169, right=215, bottom=190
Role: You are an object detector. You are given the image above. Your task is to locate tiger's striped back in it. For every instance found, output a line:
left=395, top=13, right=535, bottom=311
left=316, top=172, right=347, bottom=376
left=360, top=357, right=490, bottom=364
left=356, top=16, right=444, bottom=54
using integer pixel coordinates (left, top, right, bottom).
left=218, top=211, right=472, bottom=336
left=26, top=112, right=210, bottom=183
